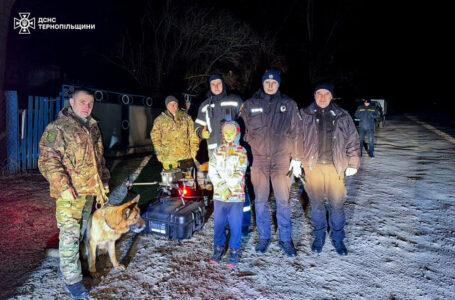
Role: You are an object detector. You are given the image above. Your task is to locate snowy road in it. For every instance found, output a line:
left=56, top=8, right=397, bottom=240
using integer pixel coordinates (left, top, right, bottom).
left=4, top=114, right=455, bottom=299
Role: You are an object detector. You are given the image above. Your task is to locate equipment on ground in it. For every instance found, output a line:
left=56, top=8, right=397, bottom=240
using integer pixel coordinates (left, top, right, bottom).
left=131, top=159, right=213, bottom=241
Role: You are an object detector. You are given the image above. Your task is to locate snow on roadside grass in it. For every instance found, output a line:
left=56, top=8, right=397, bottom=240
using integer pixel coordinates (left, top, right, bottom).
left=3, top=115, right=455, bottom=299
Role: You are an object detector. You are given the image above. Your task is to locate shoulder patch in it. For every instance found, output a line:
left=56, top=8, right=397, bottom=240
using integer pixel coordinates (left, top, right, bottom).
left=45, top=129, right=58, bottom=146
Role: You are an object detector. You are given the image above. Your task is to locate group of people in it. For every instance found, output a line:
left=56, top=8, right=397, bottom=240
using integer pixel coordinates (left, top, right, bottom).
left=38, top=68, right=379, bottom=298
left=150, top=69, right=363, bottom=267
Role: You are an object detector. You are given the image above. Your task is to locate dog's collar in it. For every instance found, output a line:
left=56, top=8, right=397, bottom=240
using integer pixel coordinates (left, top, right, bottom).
left=102, top=209, right=115, bottom=231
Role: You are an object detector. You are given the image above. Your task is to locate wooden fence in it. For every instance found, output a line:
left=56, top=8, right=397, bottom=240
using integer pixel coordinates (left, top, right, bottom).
left=5, top=91, right=64, bottom=173
left=4, top=88, right=158, bottom=175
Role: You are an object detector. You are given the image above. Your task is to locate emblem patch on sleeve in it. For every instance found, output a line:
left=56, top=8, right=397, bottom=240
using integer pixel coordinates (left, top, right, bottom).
left=45, top=130, right=57, bottom=146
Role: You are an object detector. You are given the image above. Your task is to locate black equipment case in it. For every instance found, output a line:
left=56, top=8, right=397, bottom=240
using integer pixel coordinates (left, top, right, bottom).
left=142, top=197, right=206, bottom=240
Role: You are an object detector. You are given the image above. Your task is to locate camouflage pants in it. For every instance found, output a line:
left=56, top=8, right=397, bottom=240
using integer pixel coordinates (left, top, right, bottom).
left=56, top=195, right=94, bottom=285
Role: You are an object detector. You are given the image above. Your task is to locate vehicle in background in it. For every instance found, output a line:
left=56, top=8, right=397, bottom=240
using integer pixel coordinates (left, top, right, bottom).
left=370, top=99, right=387, bottom=128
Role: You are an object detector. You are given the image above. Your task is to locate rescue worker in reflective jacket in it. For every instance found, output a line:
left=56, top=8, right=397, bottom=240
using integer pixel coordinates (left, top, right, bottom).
left=195, top=74, right=243, bottom=155
left=195, top=75, right=251, bottom=235
left=151, top=95, right=200, bottom=170
left=240, top=69, right=302, bottom=257
left=38, top=88, right=109, bottom=299
left=208, top=121, right=248, bottom=267
left=299, top=83, right=360, bottom=256
left=354, top=98, right=380, bottom=157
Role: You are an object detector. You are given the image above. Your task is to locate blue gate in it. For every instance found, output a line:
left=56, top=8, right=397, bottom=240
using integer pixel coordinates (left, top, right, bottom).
left=5, top=86, right=158, bottom=174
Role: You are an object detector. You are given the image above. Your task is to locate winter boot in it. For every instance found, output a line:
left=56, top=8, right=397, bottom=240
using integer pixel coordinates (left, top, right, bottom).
left=311, top=237, right=326, bottom=253
left=279, top=240, right=297, bottom=257
left=65, top=281, right=90, bottom=299
left=227, top=248, right=240, bottom=268
left=210, top=246, right=226, bottom=264
left=255, top=239, right=271, bottom=254
left=332, top=239, right=348, bottom=256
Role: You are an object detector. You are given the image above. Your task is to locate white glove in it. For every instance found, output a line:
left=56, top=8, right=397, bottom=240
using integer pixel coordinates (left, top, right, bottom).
left=345, top=167, right=358, bottom=177
left=289, top=159, right=302, bottom=178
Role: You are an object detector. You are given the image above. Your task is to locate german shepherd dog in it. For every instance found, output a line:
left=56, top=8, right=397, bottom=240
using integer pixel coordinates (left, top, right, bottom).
left=84, top=195, right=145, bottom=278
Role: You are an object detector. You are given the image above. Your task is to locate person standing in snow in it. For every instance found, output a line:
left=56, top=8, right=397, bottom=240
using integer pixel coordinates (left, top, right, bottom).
left=240, top=68, right=302, bottom=257
left=354, top=98, right=380, bottom=157
left=195, top=74, right=251, bottom=235
left=151, top=95, right=199, bottom=170
left=38, top=88, right=109, bottom=299
left=208, top=121, right=248, bottom=267
left=194, top=74, right=243, bottom=157
left=299, top=83, right=360, bottom=256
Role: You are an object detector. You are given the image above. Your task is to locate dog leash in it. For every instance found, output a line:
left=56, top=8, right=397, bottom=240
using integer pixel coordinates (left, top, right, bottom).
left=95, top=174, right=109, bottom=209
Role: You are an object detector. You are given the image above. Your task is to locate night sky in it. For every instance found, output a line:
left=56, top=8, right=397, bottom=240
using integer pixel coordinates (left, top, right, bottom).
left=5, top=0, right=452, bottom=112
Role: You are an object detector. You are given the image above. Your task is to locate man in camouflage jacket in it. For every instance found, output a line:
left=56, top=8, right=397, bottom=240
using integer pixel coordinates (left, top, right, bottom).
left=151, top=95, right=199, bottom=170
left=38, top=88, right=109, bottom=298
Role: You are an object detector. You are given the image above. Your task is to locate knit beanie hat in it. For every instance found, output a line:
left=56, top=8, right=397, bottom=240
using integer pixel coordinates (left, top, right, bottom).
left=262, top=69, right=281, bottom=85
left=209, top=74, right=223, bottom=83
left=165, top=95, right=179, bottom=107
left=314, top=83, right=335, bottom=97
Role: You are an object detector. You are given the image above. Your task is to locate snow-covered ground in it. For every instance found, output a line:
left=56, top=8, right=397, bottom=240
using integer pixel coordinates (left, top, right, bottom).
left=1, top=114, right=454, bottom=299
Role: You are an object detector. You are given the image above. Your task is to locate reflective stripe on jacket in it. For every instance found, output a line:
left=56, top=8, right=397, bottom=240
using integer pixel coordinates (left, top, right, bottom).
left=195, top=93, right=242, bottom=150
left=240, top=89, right=300, bottom=162
left=354, top=104, right=380, bottom=129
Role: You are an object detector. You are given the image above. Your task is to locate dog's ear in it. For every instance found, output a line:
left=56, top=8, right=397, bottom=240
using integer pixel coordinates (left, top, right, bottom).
left=131, top=194, right=140, bottom=204
left=123, top=208, right=132, bottom=220
left=119, top=194, right=140, bottom=209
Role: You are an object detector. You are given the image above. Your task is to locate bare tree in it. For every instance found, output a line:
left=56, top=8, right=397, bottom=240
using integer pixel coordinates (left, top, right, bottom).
left=103, top=0, right=272, bottom=97
left=298, top=0, right=348, bottom=85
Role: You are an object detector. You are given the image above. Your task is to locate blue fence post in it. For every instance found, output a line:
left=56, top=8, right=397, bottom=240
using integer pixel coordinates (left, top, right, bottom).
left=27, top=96, right=33, bottom=170
left=5, top=91, right=19, bottom=174
left=49, top=97, right=54, bottom=123
left=43, top=97, right=49, bottom=130
left=38, top=97, right=44, bottom=143
left=32, top=96, right=39, bottom=169
left=20, top=109, right=27, bottom=171
left=55, top=96, right=61, bottom=119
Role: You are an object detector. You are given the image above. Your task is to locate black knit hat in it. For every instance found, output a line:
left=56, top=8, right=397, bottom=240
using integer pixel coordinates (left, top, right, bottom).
left=314, top=83, right=335, bottom=97
left=209, top=74, right=223, bottom=83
